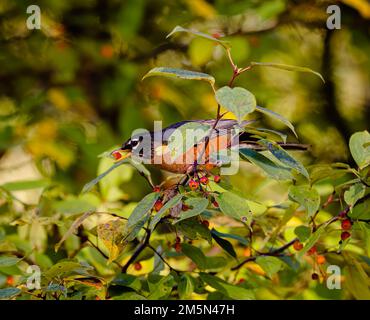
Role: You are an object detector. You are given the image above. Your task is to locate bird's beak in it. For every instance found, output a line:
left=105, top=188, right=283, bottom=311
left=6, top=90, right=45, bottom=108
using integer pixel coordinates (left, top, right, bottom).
left=110, top=149, right=132, bottom=161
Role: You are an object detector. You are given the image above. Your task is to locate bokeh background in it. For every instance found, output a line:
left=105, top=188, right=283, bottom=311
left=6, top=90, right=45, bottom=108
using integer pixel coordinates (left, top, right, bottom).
left=0, top=0, right=369, bottom=299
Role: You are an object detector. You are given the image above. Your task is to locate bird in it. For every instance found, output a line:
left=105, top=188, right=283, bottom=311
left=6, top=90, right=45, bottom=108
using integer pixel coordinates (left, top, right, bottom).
left=110, top=119, right=308, bottom=175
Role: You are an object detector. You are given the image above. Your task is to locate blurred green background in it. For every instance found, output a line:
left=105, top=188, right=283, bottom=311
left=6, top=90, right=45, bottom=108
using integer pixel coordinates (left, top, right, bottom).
left=0, top=0, right=369, bottom=299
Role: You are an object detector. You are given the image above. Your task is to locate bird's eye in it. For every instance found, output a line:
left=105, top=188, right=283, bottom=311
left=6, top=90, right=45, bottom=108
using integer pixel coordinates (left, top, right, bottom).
left=131, top=139, right=140, bottom=149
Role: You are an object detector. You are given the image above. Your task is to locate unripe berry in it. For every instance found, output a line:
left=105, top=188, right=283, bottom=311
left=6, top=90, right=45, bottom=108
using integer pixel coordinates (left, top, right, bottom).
left=213, top=175, right=221, bottom=183
left=112, top=150, right=122, bottom=160
left=311, top=273, right=319, bottom=280
left=293, top=240, right=303, bottom=251
left=134, top=262, right=142, bottom=271
left=316, top=255, right=326, bottom=265
left=200, top=176, right=209, bottom=185
left=341, top=219, right=352, bottom=230
left=154, top=199, right=163, bottom=212
left=189, top=179, right=199, bottom=190
left=205, top=163, right=214, bottom=171
left=341, top=231, right=351, bottom=240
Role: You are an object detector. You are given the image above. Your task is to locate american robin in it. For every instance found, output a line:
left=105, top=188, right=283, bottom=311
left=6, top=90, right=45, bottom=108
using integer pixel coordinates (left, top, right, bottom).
left=111, top=119, right=307, bottom=174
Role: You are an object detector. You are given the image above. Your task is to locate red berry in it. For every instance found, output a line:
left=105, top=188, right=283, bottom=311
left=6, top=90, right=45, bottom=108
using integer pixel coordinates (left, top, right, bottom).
left=154, top=200, right=163, bottom=212
left=307, top=246, right=317, bottom=256
left=189, top=179, right=199, bottom=190
left=237, top=278, right=245, bottom=284
left=200, top=176, right=209, bottom=185
left=182, top=204, right=190, bottom=211
left=311, top=273, right=319, bottom=280
left=100, top=44, right=114, bottom=58
left=212, top=32, right=222, bottom=39
left=153, top=186, right=161, bottom=193
left=316, top=255, right=326, bottom=265
left=293, top=240, right=303, bottom=251
left=202, top=220, right=209, bottom=228
left=175, top=242, right=182, bottom=253
left=341, top=219, right=352, bottom=230
left=134, top=262, right=142, bottom=271
left=6, top=276, right=14, bottom=286
left=213, top=175, right=221, bottom=183
left=112, top=150, right=122, bottom=160
left=212, top=200, right=219, bottom=208
left=341, top=231, right=351, bottom=240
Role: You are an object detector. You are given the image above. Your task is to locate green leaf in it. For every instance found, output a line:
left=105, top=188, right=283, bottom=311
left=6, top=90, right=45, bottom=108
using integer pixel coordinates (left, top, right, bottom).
left=255, top=105, right=297, bottom=138
left=81, top=158, right=130, bottom=193
left=150, top=194, right=183, bottom=230
left=178, top=274, right=194, bottom=299
left=147, top=275, right=174, bottom=300
left=175, top=197, right=209, bottom=223
left=349, top=131, right=370, bottom=169
left=142, top=67, right=215, bottom=85
left=251, top=61, right=325, bottom=83
left=181, top=243, right=207, bottom=269
left=344, top=183, right=366, bottom=208
left=298, top=227, right=326, bottom=258
left=216, top=192, right=250, bottom=222
left=181, top=243, right=226, bottom=270
left=199, top=273, right=254, bottom=300
left=1, top=179, right=49, bottom=191
left=212, top=232, right=237, bottom=258
left=289, top=185, right=320, bottom=217
left=211, top=229, right=249, bottom=246
left=294, top=225, right=311, bottom=242
left=0, top=287, right=21, bottom=300
left=215, top=86, right=256, bottom=123
left=259, top=139, right=309, bottom=179
left=239, top=148, right=292, bottom=180
left=256, top=256, right=283, bottom=278
left=125, top=192, right=159, bottom=241
left=0, top=256, right=21, bottom=267
left=166, top=25, right=230, bottom=49
left=43, top=261, right=87, bottom=280
left=177, top=219, right=212, bottom=243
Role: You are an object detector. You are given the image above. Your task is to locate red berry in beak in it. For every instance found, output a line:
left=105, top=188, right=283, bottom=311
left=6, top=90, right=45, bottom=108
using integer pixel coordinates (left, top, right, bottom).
left=202, top=220, right=209, bottom=228
left=341, top=231, right=351, bottom=240
left=214, top=175, right=221, bottom=183
left=153, top=186, right=161, bottom=193
left=200, top=176, right=209, bottom=185
left=112, top=151, right=122, bottom=160
left=341, top=219, right=352, bottom=230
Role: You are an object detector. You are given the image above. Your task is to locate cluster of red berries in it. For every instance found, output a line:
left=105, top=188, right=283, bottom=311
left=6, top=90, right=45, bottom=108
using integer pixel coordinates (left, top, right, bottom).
left=340, top=218, right=352, bottom=241
left=188, top=175, right=221, bottom=190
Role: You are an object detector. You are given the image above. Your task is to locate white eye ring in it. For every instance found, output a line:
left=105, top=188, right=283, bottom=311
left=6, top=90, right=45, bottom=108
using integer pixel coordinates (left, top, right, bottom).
left=131, top=139, right=140, bottom=149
